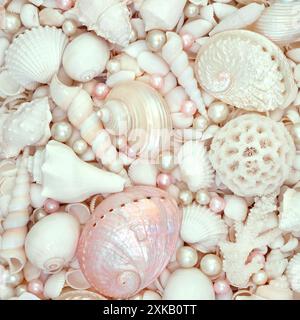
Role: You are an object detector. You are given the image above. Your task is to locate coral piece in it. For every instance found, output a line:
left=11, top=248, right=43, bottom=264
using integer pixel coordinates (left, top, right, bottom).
left=286, top=253, right=300, bottom=293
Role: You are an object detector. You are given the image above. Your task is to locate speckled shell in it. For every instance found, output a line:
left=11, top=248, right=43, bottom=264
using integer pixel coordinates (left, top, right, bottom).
left=195, top=30, right=297, bottom=112
left=77, top=186, right=182, bottom=299
left=5, top=26, right=68, bottom=90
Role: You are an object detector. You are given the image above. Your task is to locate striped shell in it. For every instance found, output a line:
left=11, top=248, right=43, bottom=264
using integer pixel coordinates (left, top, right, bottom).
left=286, top=253, right=300, bottom=293
left=195, top=30, right=297, bottom=112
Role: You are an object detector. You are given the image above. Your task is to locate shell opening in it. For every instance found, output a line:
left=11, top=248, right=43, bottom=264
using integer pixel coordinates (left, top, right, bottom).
left=44, top=258, right=65, bottom=274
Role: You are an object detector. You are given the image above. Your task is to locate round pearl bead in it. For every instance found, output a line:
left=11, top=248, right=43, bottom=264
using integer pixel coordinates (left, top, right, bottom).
left=150, top=74, right=164, bottom=90
left=5, top=13, right=21, bottom=34
left=208, top=102, right=229, bottom=124
left=158, top=152, right=175, bottom=173
left=93, top=83, right=110, bottom=100
left=193, top=115, right=209, bottom=131
left=51, top=121, right=72, bottom=143
left=44, top=199, right=60, bottom=214
left=209, top=196, right=225, bottom=213
left=213, top=279, right=231, bottom=295
left=181, top=100, right=197, bottom=116
left=252, top=270, right=268, bottom=285
left=200, top=254, right=223, bottom=277
left=62, top=19, right=77, bottom=36
left=146, top=30, right=167, bottom=52
left=157, top=173, right=172, bottom=189
left=6, top=272, right=24, bottom=287
left=195, top=190, right=210, bottom=205
left=73, top=139, right=88, bottom=155
left=291, top=123, right=300, bottom=144
left=106, top=59, right=121, bottom=74
left=27, top=279, right=43, bottom=296
left=33, top=208, right=48, bottom=223
left=181, top=33, right=194, bottom=50
left=56, top=0, right=73, bottom=10
left=179, top=190, right=193, bottom=206
left=184, top=3, right=199, bottom=18
left=176, top=246, right=198, bottom=268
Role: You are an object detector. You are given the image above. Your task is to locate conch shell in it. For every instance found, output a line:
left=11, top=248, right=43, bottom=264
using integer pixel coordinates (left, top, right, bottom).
left=195, top=30, right=297, bottom=112
left=77, top=186, right=182, bottom=299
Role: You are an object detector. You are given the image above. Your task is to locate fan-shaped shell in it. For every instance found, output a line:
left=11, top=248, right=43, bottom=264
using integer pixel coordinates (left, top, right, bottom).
left=286, top=253, right=300, bottom=293
left=195, top=30, right=297, bottom=112
left=77, top=186, right=182, bottom=299
left=5, top=26, right=68, bottom=89
left=180, top=204, right=228, bottom=253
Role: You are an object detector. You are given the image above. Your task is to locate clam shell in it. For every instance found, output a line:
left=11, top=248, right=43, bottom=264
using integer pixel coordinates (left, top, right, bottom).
left=5, top=26, right=67, bottom=89
left=286, top=253, right=300, bottom=292
left=77, top=186, right=182, bottom=299
left=195, top=30, right=297, bottom=112
left=55, top=290, right=107, bottom=300
left=180, top=203, right=228, bottom=253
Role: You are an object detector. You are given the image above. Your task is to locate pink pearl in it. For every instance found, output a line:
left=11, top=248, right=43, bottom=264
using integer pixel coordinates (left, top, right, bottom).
left=93, top=83, right=109, bottom=100
left=181, top=100, right=197, bottom=116
left=181, top=33, right=194, bottom=49
left=157, top=173, right=172, bottom=189
left=150, top=74, right=164, bottom=90
left=209, top=196, right=225, bottom=213
left=126, top=147, right=137, bottom=159
left=213, top=279, right=230, bottom=295
left=56, top=0, right=73, bottom=10
left=44, top=199, right=60, bottom=214
left=27, top=279, right=43, bottom=296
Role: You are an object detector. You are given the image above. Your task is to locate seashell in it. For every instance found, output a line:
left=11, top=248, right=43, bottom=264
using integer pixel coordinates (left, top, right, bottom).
left=43, top=271, right=66, bottom=299
left=287, top=48, right=300, bottom=63
left=162, top=268, right=215, bottom=300
left=0, top=37, right=9, bottom=67
left=106, top=70, right=136, bottom=88
left=101, top=81, right=172, bottom=159
left=128, top=159, right=158, bottom=186
left=7, top=0, right=28, bottom=14
left=55, top=290, right=107, bottom=300
left=24, top=212, right=80, bottom=274
left=212, top=3, right=238, bottom=20
left=139, top=0, right=187, bottom=32
left=286, top=253, right=300, bottom=292
left=195, top=30, right=298, bottom=112
left=30, top=183, right=47, bottom=208
left=264, top=249, right=288, bottom=279
left=65, top=203, right=90, bottom=224
left=39, top=8, right=65, bottom=27
left=0, top=70, right=24, bottom=98
left=0, top=97, right=52, bottom=159
left=123, top=40, right=149, bottom=59
left=75, top=0, right=132, bottom=47
left=252, top=1, right=300, bottom=45
left=20, top=3, right=40, bottom=28
left=255, top=276, right=293, bottom=300
left=65, top=269, right=90, bottom=290
left=5, top=26, right=67, bottom=90
left=23, top=261, right=41, bottom=282
left=27, top=140, right=126, bottom=203
left=177, top=141, right=214, bottom=192
left=180, top=19, right=213, bottom=39
left=17, top=292, right=41, bottom=300
left=180, top=203, right=227, bottom=253
left=233, top=290, right=266, bottom=300
left=137, top=51, right=169, bottom=76
left=62, top=32, right=109, bottom=82
left=77, top=186, right=182, bottom=299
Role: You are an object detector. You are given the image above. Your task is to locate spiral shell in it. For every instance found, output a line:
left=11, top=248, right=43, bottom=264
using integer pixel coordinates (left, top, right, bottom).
left=195, top=30, right=297, bottom=112
left=286, top=253, right=300, bottom=293
left=77, top=186, right=182, bottom=299
left=5, top=26, right=67, bottom=90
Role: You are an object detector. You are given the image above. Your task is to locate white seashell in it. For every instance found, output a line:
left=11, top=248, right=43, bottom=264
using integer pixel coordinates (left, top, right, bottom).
left=200, top=4, right=217, bottom=26
left=44, top=271, right=66, bottom=299
left=0, top=70, right=24, bottom=98
left=106, top=70, right=136, bottom=88
left=162, top=268, right=215, bottom=300
left=137, top=52, right=170, bottom=76
left=195, top=30, right=297, bottom=112
left=286, top=253, right=300, bottom=292
left=287, top=48, right=300, bottom=63
left=55, top=290, right=107, bottom=300
left=140, top=0, right=187, bottom=31
left=180, top=19, right=213, bottom=39
left=20, top=3, right=40, bottom=28
left=264, top=250, right=288, bottom=279
left=65, top=269, right=90, bottom=290
left=255, top=277, right=293, bottom=300
left=65, top=203, right=90, bottom=225
left=180, top=204, right=227, bottom=252
left=128, top=159, right=158, bottom=186
left=23, top=261, right=41, bottom=282
left=223, top=195, right=248, bottom=222
left=39, top=8, right=65, bottom=27
left=123, top=40, right=149, bottom=59
left=7, top=0, right=28, bottom=14
left=177, top=141, right=214, bottom=192
left=62, top=32, right=109, bottom=82
left=212, top=3, right=238, bottom=20
left=25, top=212, right=80, bottom=274
left=252, top=1, right=300, bottom=45
left=30, top=183, right=47, bottom=208
left=0, top=37, right=9, bottom=67
left=5, top=26, right=67, bottom=90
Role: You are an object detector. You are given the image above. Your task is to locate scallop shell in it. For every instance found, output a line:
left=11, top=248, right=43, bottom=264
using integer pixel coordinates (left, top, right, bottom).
left=55, top=290, right=107, bottom=300
left=180, top=203, right=228, bottom=253
left=252, top=1, right=300, bottom=45
left=286, top=253, right=300, bottom=292
left=103, top=81, right=172, bottom=159
left=195, top=30, right=297, bottom=112
left=5, top=26, right=67, bottom=89
left=128, top=159, right=158, bottom=186
left=77, top=186, right=182, bottom=299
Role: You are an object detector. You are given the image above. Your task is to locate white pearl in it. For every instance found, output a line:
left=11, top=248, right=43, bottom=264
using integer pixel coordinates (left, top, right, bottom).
left=179, top=190, right=193, bottom=205
left=73, top=139, right=88, bottom=155
left=5, top=12, right=21, bottom=34
left=6, top=272, right=24, bottom=287
left=252, top=270, right=268, bottom=285
left=200, top=254, right=222, bottom=277
left=51, top=121, right=73, bottom=143
left=224, top=195, right=248, bottom=222
left=146, top=30, right=167, bottom=52
left=184, top=3, right=199, bottom=18
left=208, top=102, right=229, bottom=124
left=106, top=59, right=121, bottom=74
left=195, top=190, right=210, bottom=205
left=158, top=151, right=175, bottom=173
left=177, top=246, right=198, bottom=268
left=62, top=19, right=77, bottom=36
left=193, top=115, right=209, bottom=131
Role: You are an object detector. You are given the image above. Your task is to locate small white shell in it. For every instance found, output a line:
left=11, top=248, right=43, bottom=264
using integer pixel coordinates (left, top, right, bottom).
left=286, top=253, right=300, bottom=293
left=24, top=212, right=80, bottom=274
left=65, top=203, right=91, bottom=224
left=128, top=159, right=158, bottom=186
left=65, top=269, right=90, bottom=290
left=44, top=271, right=66, bottom=299
left=20, top=3, right=40, bottom=28
left=223, top=195, right=248, bottom=222
left=180, top=203, right=227, bottom=253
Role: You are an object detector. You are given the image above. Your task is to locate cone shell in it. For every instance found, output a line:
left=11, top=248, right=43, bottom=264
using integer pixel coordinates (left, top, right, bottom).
left=195, top=30, right=297, bottom=112
left=5, top=26, right=68, bottom=89
left=180, top=204, right=228, bottom=253
left=286, top=253, right=300, bottom=293
left=77, top=186, right=182, bottom=299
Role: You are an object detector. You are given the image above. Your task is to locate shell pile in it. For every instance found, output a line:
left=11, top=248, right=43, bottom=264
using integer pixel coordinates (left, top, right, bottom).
left=0, top=0, right=300, bottom=302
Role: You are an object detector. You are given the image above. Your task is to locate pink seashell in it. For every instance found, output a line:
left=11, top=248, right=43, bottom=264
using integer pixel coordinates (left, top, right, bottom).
left=77, top=186, right=182, bottom=299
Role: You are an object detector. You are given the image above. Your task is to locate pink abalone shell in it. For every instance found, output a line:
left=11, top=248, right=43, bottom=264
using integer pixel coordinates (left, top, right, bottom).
left=77, top=186, right=182, bottom=299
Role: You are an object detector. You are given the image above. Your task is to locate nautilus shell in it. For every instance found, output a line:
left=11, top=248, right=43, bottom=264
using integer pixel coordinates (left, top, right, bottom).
left=102, top=81, right=172, bottom=159
left=195, top=30, right=297, bottom=112
left=77, top=186, right=182, bottom=299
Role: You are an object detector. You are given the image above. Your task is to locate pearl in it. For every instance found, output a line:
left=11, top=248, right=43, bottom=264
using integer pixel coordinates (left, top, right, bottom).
left=224, top=195, right=248, bottom=221
left=179, top=190, right=193, bottom=205
left=181, top=100, right=197, bottom=116
left=157, top=173, right=172, bottom=189
left=291, top=123, right=300, bottom=144
left=5, top=12, right=21, bottom=34
left=72, top=139, right=88, bottom=155
left=146, top=30, right=167, bottom=52
left=16, top=284, right=27, bottom=296
left=195, top=190, right=210, bottom=205
left=44, top=199, right=60, bottom=214
left=150, top=74, right=164, bottom=90
left=106, top=59, right=121, bottom=74
left=6, top=272, right=24, bottom=287
left=93, top=83, right=110, bottom=100
left=193, top=115, right=209, bottom=131
left=62, top=19, right=77, bottom=36
left=208, top=102, right=229, bottom=124
left=181, top=33, right=194, bottom=50
left=27, top=279, right=43, bottom=297
left=56, top=0, right=73, bottom=10
left=184, top=3, right=199, bottom=18
left=51, top=121, right=73, bottom=143
left=252, top=270, right=268, bottom=285
left=33, top=208, right=48, bottom=223
left=200, top=254, right=222, bottom=277
left=176, top=246, right=198, bottom=268
left=126, top=146, right=137, bottom=159
left=213, top=279, right=231, bottom=295
left=158, top=151, right=175, bottom=173
left=209, top=196, right=225, bottom=213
